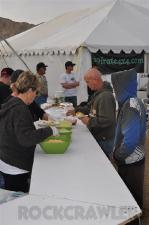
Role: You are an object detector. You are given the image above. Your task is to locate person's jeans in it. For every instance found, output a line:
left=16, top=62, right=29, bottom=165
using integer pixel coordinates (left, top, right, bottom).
left=35, top=95, right=47, bottom=105
left=65, top=96, right=77, bottom=108
left=0, top=172, right=5, bottom=188
left=97, top=137, right=114, bottom=158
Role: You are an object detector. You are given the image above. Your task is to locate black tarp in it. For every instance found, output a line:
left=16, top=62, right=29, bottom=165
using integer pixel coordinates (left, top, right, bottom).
left=92, top=50, right=144, bottom=74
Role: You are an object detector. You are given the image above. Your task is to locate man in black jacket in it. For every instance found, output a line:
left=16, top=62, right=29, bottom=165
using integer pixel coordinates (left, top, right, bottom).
left=0, top=67, right=14, bottom=108
left=76, top=68, right=116, bottom=158
left=0, top=67, right=14, bottom=188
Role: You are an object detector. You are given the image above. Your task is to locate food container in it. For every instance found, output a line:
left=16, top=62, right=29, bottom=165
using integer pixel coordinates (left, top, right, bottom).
left=40, top=134, right=71, bottom=154
left=56, top=120, right=72, bottom=130
left=59, top=128, right=72, bottom=141
left=65, top=116, right=77, bottom=125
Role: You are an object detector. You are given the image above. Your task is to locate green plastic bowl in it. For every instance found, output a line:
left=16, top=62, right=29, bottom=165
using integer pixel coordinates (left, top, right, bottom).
left=40, top=135, right=71, bottom=154
left=56, top=120, right=72, bottom=130
left=59, top=129, right=72, bottom=139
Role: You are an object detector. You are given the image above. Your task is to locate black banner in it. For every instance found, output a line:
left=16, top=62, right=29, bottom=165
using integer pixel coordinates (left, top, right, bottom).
left=91, top=50, right=144, bottom=74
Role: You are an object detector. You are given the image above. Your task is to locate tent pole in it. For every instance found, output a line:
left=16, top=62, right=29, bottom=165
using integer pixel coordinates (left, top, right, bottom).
left=144, top=53, right=149, bottom=73
left=144, top=53, right=149, bottom=98
left=0, top=36, right=31, bottom=71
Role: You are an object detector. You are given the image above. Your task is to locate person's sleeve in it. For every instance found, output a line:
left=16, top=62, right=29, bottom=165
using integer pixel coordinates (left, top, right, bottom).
left=88, top=92, right=116, bottom=130
left=29, top=101, right=44, bottom=120
left=117, top=108, right=141, bottom=158
left=14, top=107, right=53, bottom=147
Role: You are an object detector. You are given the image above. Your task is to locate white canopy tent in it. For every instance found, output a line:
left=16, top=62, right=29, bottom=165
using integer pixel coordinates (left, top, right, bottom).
left=1, top=0, right=149, bottom=103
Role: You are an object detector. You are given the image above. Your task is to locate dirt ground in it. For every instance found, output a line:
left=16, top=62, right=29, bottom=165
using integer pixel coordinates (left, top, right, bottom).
left=142, top=131, right=149, bottom=224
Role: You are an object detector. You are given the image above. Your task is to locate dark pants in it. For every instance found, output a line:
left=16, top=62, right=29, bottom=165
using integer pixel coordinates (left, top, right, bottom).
left=1, top=172, right=31, bottom=193
left=65, top=96, right=77, bottom=108
left=117, top=161, right=145, bottom=225
left=118, top=160, right=145, bottom=209
left=126, top=218, right=140, bottom=225
left=0, top=172, right=5, bottom=188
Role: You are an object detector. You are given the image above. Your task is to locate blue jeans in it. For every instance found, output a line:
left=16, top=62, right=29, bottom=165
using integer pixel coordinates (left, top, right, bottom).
left=65, top=96, right=77, bottom=108
left=0, top=172, right=5, bottom=188
left=35, top=95, right=47, bottom=105
left=97, top=137, right=114, bottom=158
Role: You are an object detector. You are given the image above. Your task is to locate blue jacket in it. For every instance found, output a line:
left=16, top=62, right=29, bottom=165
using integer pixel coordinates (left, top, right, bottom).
left=111, top=69, right=146, bottom=165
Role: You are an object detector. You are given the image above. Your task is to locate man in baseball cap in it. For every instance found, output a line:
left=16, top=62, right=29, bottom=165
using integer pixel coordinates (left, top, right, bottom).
left=1, top=67, right=14, bottom=78
left=0, top=67, right=14, bottom=108
left=65, top=61, right=76, bottom=68
left=36, top=62, right=48, bottom=71
left=35, top=62, right=48, bottom=105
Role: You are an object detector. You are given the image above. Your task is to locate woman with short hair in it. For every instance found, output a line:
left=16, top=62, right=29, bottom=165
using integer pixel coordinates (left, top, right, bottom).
left=10, top=69, right=49, bottom=121
left=0, top=71, right=57, bottom=193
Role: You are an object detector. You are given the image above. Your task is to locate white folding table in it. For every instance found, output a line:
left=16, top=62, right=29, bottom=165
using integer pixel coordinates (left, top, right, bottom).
left=28, top=122, right=141, bottom=224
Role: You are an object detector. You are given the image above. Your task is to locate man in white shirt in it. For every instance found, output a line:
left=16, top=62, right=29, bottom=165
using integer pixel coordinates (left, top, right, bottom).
left=60, top=61, right=79, bottom=107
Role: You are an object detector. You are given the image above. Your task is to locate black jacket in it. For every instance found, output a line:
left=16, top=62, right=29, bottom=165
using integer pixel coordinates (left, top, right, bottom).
left=76, top=82, right=116, bottom=141
left=0, top=97, right=53, bottom=171
left=0, top=82, right=11, bottom=108
left=3, top=94, right=45, bottom=122
left=29, top=101, right=45, bottom=121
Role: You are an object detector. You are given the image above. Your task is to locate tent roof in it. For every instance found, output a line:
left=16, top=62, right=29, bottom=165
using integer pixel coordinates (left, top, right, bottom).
left=1, top=0, right=149, bottom=55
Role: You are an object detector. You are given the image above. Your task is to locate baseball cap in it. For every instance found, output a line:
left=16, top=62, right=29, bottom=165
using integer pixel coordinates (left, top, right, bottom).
left=65, top=61, right=76, bottom=68
left=1, top=67, right=14, bottom=77
left=36, top=62, right=48, bottom=71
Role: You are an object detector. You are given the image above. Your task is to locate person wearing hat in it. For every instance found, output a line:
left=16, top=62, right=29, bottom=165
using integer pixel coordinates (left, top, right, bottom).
left=60, top=61, right=79, bottom=108
left=35, top=62, right=48, bottom=105
left=0, top=67, right=14, bottom=108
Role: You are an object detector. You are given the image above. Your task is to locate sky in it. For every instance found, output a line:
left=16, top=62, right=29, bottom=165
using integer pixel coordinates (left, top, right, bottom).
left=0, top=0, right=107, bottom=24
left=0, top=0, right=148, bottom=24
